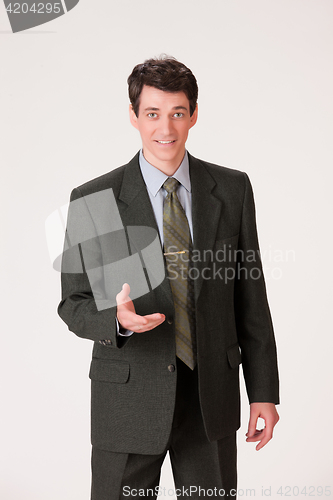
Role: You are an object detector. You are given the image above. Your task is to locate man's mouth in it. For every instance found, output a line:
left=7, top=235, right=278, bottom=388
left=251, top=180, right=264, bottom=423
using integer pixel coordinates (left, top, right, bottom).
left=156, top=140, right=176, bottom=144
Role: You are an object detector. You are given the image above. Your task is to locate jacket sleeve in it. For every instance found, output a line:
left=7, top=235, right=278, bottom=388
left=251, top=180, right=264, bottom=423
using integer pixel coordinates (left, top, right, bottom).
left=234, top=173, right=280, bottom=404
left=57, top=187, right=130, bottom=348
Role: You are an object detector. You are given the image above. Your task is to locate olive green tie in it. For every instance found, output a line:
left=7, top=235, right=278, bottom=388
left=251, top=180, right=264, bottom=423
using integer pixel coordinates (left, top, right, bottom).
left=163, top=178, right=197, bottom=370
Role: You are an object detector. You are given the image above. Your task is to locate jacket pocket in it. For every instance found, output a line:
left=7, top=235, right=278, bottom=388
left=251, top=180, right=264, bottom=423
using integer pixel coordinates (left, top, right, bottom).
left=89, top=358, right=130, bottom=384
left=226, top=343, right=242, bottom=369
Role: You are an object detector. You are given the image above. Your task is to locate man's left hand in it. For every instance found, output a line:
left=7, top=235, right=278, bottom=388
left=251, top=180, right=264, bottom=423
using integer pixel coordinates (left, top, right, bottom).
left=246, top=402, right=279, bottom=451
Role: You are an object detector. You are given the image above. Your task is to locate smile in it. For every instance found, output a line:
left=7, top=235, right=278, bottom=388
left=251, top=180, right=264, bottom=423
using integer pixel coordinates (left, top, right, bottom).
left=156, top=140, right=176, bottom=144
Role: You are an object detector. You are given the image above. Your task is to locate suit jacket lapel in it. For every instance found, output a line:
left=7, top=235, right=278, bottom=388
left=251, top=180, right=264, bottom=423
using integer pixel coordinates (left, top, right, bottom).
left=189, top=154, right=222, bottom=302
left=118, top=153, right=157, bottom=229
left=118, top=153, right=174, bottom=308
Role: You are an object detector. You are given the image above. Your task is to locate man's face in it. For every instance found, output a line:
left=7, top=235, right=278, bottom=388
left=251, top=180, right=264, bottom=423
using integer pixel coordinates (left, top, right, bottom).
left=130, top=85, right=198, bottom=175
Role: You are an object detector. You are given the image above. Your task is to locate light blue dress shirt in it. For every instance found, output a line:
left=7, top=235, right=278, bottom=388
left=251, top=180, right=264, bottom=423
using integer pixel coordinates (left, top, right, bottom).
left=139, top=149, right=193, bottom=244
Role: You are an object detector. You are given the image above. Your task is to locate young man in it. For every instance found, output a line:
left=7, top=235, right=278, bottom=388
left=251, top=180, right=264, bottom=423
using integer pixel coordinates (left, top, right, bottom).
left=58, top=56, right=280, bottom=499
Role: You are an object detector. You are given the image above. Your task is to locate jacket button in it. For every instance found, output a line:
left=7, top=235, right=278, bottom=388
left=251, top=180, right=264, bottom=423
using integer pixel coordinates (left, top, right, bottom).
left=167, top=316, right=173, bottom=325
left=168, top=364, right=175, bottom=372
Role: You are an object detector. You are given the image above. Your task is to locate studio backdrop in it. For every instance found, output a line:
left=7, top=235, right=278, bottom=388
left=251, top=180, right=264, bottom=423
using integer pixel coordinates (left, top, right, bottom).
left=1, top=1, right=332, bottom=498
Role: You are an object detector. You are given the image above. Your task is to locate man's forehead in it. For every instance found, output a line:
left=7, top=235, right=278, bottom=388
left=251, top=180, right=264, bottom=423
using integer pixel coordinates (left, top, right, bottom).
left=139, top=85, right=190, bottom=109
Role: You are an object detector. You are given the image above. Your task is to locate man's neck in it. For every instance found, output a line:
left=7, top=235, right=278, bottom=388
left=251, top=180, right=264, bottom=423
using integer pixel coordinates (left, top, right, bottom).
left=142, top=149, right=186, bottom=176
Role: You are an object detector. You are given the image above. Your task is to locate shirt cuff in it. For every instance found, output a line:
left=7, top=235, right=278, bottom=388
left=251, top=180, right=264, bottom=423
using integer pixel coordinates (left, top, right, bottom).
left=115, top=317, right=134, bottom=337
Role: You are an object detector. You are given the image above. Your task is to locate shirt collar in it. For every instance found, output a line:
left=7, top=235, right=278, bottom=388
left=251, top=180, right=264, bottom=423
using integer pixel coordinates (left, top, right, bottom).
left=139, top=149, right=191, bottom=197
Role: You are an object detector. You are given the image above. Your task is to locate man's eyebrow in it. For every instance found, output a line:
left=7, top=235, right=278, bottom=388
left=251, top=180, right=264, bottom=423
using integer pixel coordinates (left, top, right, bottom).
left=143, top=106, right=188, bottom=112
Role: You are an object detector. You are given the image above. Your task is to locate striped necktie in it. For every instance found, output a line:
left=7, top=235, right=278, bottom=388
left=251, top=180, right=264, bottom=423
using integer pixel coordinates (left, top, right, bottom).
left=163, top=178, right=197, bottom=370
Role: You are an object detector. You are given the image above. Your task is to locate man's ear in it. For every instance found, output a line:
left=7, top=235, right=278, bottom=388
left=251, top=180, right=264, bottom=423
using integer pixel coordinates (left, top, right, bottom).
left=129, top=104, right=139, bottom=130
left=189, top=104, right=198, bottom=129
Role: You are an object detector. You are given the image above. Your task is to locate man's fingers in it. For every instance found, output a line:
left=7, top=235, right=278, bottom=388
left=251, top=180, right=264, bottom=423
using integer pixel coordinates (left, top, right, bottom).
left=256, top=431, right=272, bottom=451
left=116, top=283, right=131, bottom=306
left=134, top=314, right=165, bottom=332
left=120, top=313, right=165, bottom=333
left=119, top=313, right=148, bottom=330
left=137, top=314, right=165, bottom=332
left=247, top=413, right=259, bottom=438
left=246, top=424, right=274, bottom=450
left=246, top=428, right=270, bottom=451
left=145, top=313, right=166, bottom=322
left=246, top=428, right=265, bottom=441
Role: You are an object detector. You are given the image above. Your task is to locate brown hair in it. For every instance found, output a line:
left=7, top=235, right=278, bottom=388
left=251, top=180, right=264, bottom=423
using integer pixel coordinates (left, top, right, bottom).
left=128, top=55, right=198, bottom=117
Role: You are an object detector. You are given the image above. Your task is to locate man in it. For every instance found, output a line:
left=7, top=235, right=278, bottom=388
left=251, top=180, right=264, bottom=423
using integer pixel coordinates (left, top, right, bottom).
left=58, top=56, right=279, bottom=499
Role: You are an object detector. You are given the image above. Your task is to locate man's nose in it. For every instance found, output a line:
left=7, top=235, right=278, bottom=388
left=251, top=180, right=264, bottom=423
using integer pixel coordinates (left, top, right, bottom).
left=158, top=117, right=174, bottom=136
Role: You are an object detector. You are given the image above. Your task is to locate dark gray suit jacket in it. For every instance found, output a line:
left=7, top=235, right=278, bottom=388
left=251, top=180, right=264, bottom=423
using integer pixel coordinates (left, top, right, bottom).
left=58, top=152, right=279, bottom=454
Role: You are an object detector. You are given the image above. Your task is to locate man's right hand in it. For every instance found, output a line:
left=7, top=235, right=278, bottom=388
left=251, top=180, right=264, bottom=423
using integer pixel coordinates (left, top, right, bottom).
left=116, top=283, right=165, bottom=333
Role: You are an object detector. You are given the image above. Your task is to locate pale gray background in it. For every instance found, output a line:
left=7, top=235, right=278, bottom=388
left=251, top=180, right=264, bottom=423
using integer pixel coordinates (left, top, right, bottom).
left=1, top=1, right=332, bottom=498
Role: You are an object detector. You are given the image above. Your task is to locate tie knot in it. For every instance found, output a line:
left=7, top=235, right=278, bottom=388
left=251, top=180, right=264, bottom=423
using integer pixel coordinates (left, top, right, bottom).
left=163, top=177, right=180, bottom=194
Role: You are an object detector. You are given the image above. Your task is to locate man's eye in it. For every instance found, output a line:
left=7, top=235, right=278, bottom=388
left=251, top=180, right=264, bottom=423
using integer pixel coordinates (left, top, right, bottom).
left=174, top=113, right=184, bottom=118
left=148, top=113, right=157, bottom=118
